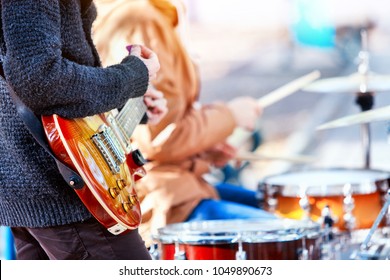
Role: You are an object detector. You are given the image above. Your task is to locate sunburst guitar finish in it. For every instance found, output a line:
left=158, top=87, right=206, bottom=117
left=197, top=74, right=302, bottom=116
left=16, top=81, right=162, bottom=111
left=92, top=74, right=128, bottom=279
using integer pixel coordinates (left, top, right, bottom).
left=41, top=97, right=147, bottom=235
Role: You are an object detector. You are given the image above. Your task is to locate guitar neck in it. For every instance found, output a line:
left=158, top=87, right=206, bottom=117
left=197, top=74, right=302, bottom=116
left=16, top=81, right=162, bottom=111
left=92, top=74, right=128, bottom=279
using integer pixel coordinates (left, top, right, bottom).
left=116, top=96, right=146, bottom=139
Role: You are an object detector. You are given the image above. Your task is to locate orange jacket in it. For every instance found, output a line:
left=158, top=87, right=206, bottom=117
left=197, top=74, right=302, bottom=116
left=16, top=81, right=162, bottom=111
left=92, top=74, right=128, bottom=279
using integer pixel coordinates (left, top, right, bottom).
left=93, top=0, right=236, bottom=246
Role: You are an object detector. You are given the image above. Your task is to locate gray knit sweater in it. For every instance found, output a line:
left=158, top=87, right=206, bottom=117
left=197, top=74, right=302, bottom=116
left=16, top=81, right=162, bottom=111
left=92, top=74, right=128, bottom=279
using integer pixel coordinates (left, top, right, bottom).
left=0, top=0, right=149, bottom=227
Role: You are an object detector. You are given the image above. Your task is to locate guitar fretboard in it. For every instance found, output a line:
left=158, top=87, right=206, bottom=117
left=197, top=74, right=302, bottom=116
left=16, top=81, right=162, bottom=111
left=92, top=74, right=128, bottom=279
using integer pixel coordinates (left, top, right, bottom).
left=116, top=96, right=147, bottom=140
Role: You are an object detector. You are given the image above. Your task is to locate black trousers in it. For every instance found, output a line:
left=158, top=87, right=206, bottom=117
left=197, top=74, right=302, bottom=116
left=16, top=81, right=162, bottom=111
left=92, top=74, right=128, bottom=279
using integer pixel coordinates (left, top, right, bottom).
left=11, top=218, right=152, bottom=260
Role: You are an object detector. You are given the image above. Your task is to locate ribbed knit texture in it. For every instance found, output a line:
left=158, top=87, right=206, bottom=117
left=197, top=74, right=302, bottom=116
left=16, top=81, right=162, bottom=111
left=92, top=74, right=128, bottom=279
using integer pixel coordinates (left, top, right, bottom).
left=0, top=0, right=149, bottom=227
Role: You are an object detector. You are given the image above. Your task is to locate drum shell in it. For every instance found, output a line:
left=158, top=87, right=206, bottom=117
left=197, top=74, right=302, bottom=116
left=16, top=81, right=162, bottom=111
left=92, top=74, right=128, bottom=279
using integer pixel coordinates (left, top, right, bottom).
left=154, top=219, right=322, bottom=260
left=259, top=168, right=390, bottom=230
left=159, top=237, right=322, bottom=260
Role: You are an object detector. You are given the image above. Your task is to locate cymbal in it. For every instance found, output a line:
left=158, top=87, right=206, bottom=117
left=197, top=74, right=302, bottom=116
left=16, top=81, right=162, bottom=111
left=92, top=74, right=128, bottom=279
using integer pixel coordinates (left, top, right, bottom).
left=303, top=72, right=390, bottom=93
left=317, top=105, right=390, bottom=130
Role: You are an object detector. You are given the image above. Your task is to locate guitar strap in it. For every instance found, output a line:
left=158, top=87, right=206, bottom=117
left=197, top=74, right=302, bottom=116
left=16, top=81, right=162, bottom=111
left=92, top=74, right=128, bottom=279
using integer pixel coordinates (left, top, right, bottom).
left=0, top=72, right=85, bottom=190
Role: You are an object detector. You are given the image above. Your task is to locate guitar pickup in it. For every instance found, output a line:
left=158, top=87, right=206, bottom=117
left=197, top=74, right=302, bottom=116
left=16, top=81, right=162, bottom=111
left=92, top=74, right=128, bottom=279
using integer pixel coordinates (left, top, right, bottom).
left=92, top=124, right=126, bottom=174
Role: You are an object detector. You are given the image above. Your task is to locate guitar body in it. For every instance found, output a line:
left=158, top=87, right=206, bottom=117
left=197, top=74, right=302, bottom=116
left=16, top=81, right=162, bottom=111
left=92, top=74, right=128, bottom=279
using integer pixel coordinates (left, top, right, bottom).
left=42, top=111, right=145, bottom=235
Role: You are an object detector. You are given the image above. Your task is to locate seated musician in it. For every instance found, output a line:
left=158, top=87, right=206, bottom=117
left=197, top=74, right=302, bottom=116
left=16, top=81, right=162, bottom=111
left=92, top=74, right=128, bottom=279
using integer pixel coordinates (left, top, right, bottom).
left=93, top=0, right=277, bottom=247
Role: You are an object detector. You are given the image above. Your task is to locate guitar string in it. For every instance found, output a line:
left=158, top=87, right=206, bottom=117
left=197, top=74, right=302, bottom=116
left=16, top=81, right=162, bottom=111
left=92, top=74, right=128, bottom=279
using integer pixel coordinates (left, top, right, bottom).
left=116, top=96, right=147, bottom=140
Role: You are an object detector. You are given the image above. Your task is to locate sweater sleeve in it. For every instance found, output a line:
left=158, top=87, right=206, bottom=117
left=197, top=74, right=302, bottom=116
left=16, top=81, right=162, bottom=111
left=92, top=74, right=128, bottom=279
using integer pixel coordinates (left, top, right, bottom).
left=1, top=0, right=149, bottom=118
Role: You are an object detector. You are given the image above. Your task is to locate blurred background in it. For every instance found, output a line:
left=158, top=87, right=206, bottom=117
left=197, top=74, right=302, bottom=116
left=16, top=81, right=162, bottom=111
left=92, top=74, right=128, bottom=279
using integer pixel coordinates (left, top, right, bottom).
left=2, top=0, right=390, bottom=259
left=181, top=0, right=390, bottom=188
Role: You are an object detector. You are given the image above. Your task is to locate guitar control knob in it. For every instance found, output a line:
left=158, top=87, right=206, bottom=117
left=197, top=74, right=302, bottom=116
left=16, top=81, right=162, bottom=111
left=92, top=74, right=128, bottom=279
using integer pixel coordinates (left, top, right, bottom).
left=131, top=149, right=146, bottom=167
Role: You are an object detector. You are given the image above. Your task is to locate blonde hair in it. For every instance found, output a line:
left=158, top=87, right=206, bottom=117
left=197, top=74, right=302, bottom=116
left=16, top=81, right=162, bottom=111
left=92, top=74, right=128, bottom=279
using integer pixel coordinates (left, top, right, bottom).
left=149, top=0, right=179, bottom=27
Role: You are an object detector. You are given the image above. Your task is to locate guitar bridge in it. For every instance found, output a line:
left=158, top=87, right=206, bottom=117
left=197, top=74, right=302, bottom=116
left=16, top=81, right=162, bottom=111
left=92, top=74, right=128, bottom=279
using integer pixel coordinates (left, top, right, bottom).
left=92, top=124, right=126, bottom=174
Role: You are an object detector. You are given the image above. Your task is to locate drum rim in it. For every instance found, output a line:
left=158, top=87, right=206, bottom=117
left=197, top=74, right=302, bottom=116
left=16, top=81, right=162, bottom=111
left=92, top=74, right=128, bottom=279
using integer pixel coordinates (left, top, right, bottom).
left=154, top=218, right=321, bottom=244
left=258, top=167, right=390, bottom=196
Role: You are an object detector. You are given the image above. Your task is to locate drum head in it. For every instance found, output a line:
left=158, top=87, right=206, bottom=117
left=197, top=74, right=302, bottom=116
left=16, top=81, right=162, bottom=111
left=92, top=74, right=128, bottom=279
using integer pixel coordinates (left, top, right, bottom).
left=261, top=168, right=389, bottom=196
left=155, top=218, right=320, bottom=244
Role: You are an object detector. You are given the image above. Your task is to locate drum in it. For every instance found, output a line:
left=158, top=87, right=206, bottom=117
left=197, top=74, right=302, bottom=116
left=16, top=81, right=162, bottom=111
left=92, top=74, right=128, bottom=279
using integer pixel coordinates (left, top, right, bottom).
left=153, top=218, right=322, bottom=260
left=259, top=168, right=390, bottom=231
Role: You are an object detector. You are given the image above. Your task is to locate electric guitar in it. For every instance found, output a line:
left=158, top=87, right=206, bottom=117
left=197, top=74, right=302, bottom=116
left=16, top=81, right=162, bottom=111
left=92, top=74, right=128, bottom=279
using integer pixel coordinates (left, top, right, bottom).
left=41, top=96, right=147, bottom=235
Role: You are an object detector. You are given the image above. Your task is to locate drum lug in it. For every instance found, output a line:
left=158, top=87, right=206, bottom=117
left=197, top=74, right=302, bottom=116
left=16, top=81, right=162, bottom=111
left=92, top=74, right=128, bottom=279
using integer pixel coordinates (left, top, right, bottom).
left=174, top=251, right=186, bottom=260
left=235, top=235, right=247, bottom=260
left=320, top=205, right=337, bottom=242
left=174, top=239, right=187, bottom=260
left=149, top=243, right=160, bottom=260
left=299, top=249, right=309, bottom=260
left=236, top=250, right=247, bottom=260
left=298, top=237, right=309, bottom=260
left=343, top=183, right=356, bottom=231
left=261, top=182, right=279, bottom=213
left=299, top=190, right=311, bottom=221
left=256, top=190, right=265, bottom=208
left=321, top=243, right=332, bottom=260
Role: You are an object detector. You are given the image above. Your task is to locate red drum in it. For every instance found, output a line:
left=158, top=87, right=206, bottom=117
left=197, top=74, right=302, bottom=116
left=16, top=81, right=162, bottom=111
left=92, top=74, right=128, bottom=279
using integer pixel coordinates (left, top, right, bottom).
left=153, top=219, right=322, bottom=260
left=259, top=168, right=390, bottom=231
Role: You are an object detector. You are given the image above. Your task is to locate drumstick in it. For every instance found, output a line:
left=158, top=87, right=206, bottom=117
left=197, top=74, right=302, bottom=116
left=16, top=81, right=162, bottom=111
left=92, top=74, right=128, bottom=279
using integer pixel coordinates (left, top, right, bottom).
left=227, top=71, right=321, bottom=148
left=235, top=151, right=316, bottom=163
left=257, top=70, right=321, bottom=108
left=154, top=71, right=320, bottom=149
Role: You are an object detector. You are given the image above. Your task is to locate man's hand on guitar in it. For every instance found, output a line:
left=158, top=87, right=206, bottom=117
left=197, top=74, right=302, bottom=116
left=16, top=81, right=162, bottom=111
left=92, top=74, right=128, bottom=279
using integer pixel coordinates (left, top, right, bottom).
left=129, top=44, right=160, bottom=81
left=144, top=87, right=168, bottom=125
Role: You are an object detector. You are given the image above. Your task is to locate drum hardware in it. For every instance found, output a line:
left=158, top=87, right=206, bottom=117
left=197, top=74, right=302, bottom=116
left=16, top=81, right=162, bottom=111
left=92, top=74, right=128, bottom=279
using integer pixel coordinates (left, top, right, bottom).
left=320, top=231, right=340, bottom=260
left=320, top=242, right=335, bottom=260
left=318, top=204, right=350, bottom=260
left=235, top=234, right=247, bottom=260
left=227, top=70, right=321, bottom=149
left=346, top=29, right=372, bottom=169
left=153, top=219, right=322, bottom=260
left=298, top=188, right=311, bottom=222
left=259, top=168, right=390, bottom=231
left=273, top=182, right=359, bottom=231
left=148, top=242, right=160, bottom=260
left=342, top=183, right=356, bottom=232
left=259, top=182, right=278, bottom=213
left=298, top=237, right=309, bottom=260
left=357, top=190, right=390, bottom=259
left=356, top=243, right=390, bottom=260
left=173, top=238, right=186, bottom=260
left=320, top=205, right=337, bottom=242
left=308, top=29, right=389, bottom=168
left=355, top=91, right=373, bottom=169
left=318, top=228, right=390, bottom=260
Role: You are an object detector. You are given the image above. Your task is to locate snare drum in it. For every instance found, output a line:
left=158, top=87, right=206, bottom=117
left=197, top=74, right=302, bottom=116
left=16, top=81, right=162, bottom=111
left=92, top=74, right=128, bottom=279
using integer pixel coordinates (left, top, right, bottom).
left=153, top=219, right=322, bottom=260
left=259, top=168, right=390, bottom=231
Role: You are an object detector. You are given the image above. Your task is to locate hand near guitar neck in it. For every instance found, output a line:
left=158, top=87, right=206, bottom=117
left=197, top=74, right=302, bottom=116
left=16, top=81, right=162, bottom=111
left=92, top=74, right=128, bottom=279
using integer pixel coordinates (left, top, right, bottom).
left=128, top=44, right=160, bottom=81
left=127, top=44, right=167, bottom=125
left=144, top=87, right=168, bottom=125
